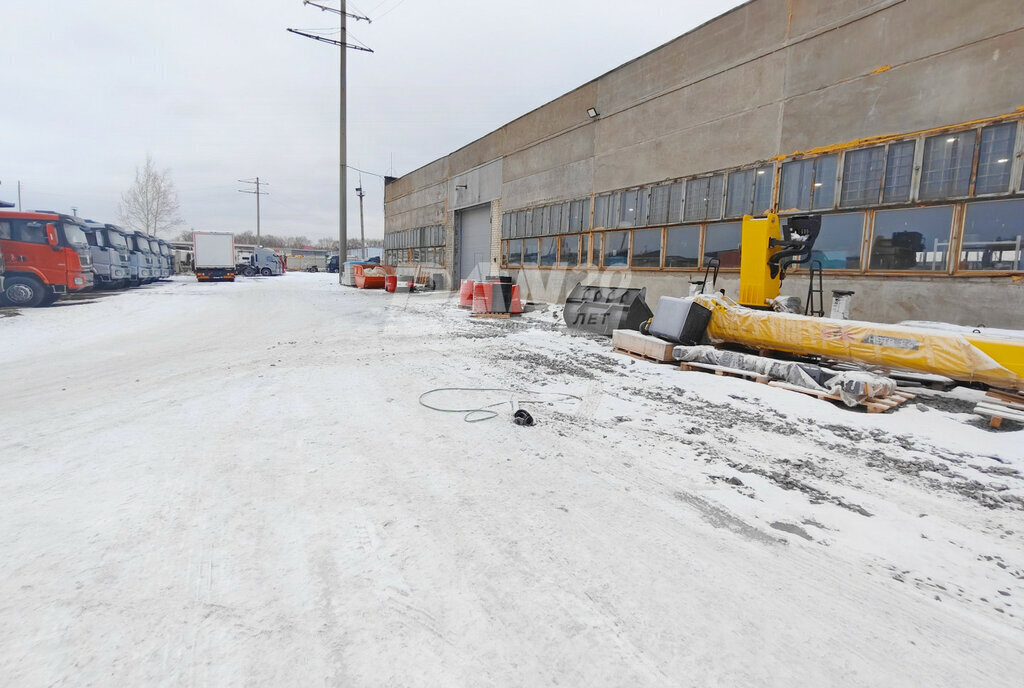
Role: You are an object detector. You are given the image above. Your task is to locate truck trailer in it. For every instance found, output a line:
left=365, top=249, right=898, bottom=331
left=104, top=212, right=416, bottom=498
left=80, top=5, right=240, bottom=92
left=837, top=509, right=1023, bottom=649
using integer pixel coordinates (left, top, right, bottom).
left=193, top=231, right=236, bottom=282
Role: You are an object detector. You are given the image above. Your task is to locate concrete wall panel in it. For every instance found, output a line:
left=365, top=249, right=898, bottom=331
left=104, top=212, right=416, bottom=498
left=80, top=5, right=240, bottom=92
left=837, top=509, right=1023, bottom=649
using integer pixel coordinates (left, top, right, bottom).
left=786, top=0, right=1024, bottom=98
left=595, top=51, right=785, bottom=156
left=501, top=158, right=594, bottom=210
left=781, top=29, right=1024, bottom=152
left=594, top=104, right=782, bottom=192
left=449, top=158, right=502, bottom=211
left=503, top=125, right=595, bottom=184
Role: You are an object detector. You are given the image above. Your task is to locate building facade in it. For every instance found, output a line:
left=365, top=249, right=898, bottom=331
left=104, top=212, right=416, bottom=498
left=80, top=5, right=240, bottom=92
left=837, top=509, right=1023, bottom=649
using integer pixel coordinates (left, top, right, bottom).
left=383, top=0, right=1024, bottom=327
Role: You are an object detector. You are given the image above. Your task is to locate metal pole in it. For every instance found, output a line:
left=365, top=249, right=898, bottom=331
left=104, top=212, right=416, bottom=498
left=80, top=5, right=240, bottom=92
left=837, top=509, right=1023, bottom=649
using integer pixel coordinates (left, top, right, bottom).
left=256, top=176, right=261, bottom=245
left=338, top=1, right=347, bottom=283
left=357, top=183, right=366, bottom=260
left=17, top=181, right=22, bottom=211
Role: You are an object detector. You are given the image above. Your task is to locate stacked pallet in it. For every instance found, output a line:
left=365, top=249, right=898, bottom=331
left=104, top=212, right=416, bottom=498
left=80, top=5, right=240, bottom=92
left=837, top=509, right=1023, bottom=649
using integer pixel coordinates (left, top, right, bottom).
left=974, top=390, right=1024, bottom=428
left=611, top=329, right=676, bottom=363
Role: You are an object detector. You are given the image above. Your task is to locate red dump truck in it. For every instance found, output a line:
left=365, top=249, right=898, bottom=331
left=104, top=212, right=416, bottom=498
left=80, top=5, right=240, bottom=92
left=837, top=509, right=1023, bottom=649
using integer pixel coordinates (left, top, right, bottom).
left=0, top=210, right=94, bottom=306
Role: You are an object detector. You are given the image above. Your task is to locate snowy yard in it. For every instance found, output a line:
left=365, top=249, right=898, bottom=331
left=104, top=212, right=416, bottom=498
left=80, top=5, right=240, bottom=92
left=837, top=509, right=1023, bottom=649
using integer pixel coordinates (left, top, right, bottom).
left=1, top=271, right=1022, bottom=686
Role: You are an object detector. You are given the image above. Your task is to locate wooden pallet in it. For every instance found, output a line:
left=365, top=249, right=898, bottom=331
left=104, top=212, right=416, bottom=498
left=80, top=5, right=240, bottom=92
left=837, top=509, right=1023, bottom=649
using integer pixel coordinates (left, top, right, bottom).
left=470, top=312, right=517, bottom=319
left=615, top=347, right=675, bottom=364
left=974, top=390, right=1024, bottom=428
left=678, top=361, right=915, bottom=413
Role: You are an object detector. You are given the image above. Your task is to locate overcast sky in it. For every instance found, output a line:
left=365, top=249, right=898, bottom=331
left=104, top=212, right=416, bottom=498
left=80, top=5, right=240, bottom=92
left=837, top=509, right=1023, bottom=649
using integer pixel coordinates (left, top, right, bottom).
left=1, top=0, right=746, bottom=242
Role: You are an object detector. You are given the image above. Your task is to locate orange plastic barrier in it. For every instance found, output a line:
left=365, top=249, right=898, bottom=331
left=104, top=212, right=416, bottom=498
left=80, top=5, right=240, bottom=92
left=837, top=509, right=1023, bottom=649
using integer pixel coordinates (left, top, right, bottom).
left=459, top=279, right=475, bottom=308
left=472, top=282, right=493, bottom=313
left=510, top=285, right=523, bottom=314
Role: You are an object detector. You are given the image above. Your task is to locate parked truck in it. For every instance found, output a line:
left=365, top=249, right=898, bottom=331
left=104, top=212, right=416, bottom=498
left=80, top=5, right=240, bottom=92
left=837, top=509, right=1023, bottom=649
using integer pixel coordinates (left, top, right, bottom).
left=83, top=221, right=131, bottom=289
left=146, top=236, right=169, bottom=279
left=238, top=246, right=284, bottom=276
left=0, top=210, right=94, bottom=306
left=104, top=225, right=148, bottom=286
left=193, top=231, right=236, bottom=282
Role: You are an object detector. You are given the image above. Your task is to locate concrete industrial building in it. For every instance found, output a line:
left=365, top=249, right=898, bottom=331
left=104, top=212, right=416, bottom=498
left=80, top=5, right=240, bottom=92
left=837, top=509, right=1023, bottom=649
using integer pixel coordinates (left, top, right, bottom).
left=383, top=0, right=1024, bottom=327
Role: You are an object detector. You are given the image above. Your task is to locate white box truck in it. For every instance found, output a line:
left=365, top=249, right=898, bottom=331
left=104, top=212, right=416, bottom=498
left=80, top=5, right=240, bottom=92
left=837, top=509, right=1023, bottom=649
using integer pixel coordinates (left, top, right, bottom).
left=193, top=231, right=236, bottom=282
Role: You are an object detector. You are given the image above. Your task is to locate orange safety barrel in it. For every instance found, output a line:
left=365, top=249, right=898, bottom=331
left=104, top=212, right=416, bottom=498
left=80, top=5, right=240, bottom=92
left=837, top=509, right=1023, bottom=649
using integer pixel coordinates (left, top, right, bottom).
left=459, top=279, right=475, bottom=308
left=472, top=282, right=493, bottom=313
left=385, top=274, right=398, bottom=292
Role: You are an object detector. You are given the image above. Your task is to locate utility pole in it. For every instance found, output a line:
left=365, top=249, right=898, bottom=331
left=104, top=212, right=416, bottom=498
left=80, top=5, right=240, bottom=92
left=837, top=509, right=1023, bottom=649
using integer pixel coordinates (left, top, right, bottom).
left=71, top=206, right=78, bottom=218
left=238, top=177, right=269, bottom=245
left=18, top=181, right=22, bottom=211
left=356, top=178, right=366, bottom=260
left=287, top=1, right=372, bottom=284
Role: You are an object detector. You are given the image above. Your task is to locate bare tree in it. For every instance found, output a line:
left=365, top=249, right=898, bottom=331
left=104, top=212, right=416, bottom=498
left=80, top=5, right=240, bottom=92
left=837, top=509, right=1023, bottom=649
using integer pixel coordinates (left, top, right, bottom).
left=119, top=155, right=184, bottom=237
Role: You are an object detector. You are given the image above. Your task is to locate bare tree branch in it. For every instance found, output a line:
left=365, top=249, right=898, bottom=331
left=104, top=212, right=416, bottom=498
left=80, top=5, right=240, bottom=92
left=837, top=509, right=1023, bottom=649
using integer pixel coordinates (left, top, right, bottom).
left=119, top=155, right=184, bottom=237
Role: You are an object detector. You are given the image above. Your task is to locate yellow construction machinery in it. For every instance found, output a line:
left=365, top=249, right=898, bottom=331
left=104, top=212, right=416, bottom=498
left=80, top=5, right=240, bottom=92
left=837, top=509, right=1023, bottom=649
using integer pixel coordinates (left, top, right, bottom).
left=692, top=214, right=1024, bottom=391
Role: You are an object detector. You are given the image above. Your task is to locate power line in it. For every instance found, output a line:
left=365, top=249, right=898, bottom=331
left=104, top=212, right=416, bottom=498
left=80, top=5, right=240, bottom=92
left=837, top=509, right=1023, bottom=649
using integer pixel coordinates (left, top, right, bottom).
left=238, top=177, right=269, bottom=244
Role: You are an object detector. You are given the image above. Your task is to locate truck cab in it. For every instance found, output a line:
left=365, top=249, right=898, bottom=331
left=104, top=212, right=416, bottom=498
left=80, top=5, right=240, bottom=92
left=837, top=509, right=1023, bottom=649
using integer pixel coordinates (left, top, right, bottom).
left=83, top=221, right=130, bottom=289
left=241, top=246, right=284, bottom=276
left=147, top=236, right=169, bottom=279
left=129, top=230, right=157, bottom=283
left=108, top=226, right=147, bottom=286
left=158, top=240, right=174, bottom=276
left=0, top=210, right=94, bottom=306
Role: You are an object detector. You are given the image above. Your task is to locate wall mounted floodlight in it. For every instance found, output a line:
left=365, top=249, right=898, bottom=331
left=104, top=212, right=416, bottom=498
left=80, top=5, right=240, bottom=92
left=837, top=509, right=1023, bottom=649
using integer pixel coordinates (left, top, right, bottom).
left=587, top=107, right=599, bottom=118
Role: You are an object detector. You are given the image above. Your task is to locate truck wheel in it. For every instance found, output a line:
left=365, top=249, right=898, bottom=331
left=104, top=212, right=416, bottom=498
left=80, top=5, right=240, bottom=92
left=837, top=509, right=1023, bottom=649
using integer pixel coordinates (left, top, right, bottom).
left=260, top=267, right=272, bottom=276
left=40, top=291, right=60, bottom=306
left=243, top=266, right=256, bottom=277
left=3, top=276, right=47, bottom=307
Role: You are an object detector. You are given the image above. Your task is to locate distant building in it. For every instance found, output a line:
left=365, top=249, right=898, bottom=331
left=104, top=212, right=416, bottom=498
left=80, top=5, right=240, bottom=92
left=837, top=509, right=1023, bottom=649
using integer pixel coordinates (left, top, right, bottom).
left=383, top=0, right=1024, bottom=327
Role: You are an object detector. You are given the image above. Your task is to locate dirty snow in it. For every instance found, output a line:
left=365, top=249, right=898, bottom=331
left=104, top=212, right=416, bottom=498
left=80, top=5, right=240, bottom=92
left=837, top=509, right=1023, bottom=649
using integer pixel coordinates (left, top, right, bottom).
left=1, top=272, right=1022, bottom=686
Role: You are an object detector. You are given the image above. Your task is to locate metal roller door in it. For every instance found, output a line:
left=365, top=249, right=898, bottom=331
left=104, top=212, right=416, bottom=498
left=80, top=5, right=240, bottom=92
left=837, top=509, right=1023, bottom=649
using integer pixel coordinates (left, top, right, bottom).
left=456, top=204, right=491, bottom=282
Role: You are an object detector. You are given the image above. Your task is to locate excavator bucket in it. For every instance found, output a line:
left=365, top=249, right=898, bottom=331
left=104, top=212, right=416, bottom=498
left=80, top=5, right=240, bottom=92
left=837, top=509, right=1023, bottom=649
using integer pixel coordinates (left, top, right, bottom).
left=563, top=283, right=653, bottom=336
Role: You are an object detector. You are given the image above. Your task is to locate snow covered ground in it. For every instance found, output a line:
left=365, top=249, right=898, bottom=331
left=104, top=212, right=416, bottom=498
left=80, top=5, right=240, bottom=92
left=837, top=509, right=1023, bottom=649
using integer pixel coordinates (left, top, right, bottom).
left=1, top=272, right=1022, bottom=686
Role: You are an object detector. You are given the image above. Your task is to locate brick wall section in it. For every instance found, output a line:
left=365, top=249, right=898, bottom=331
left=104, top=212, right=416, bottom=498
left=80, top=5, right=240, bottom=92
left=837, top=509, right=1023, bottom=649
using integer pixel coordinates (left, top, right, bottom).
left=489, top=198, right=501, bottom=273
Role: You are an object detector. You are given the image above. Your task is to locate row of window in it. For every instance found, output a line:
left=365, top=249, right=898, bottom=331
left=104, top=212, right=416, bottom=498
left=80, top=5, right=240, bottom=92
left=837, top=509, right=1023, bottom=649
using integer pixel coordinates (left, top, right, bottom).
left=501, top=198, right=1024, bottom=274
left=500, top=118, right=1024, bottom=239
left=383, top=225, right=445, bottom=250
left=384, top=247, right=446, bottom=267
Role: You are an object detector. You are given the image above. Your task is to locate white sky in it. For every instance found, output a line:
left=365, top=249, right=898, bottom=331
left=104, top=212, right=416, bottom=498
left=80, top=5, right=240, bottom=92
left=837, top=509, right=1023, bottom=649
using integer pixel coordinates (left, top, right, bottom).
left=0, top=0, right=746, bottom=241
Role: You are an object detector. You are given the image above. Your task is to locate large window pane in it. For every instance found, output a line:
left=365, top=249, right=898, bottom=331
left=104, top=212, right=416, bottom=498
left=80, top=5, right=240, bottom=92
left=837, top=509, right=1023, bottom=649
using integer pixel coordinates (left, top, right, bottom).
left=882, top=141, right=916, bottom=203
left=593, top=194, right=610, bottom=229
left=725, top=168, right=754, bottom=218
left=580, top=234, right=589, bottom=266
left=684, top=175, right=724, bottom=222
left=603, top=230, right=630, bottom=267
left=870, top=205, right=954, bottom=271
left=781, top=155, right=837, bottom=211
left=975, top=123, right=1017, bottom=195
left=665, top=225, right=701, bottom=268
left=840, top=147, right=884, bottom=207
left=522, top=239, right=539, bottom=266
left=920, top=130, right=976, bottom=199
left=568, top=199, right=585, bottom=232
left=616, top=189, right=644, bottom=228
left=592, top=233, right=602, bottom=266
left=501, top=213, right=511, bottom=239
left=668, top=182, right=684, bottom=224
left=540, top=237, right=557, bottom=266
left=703, top=222, right=742, bottom=268
left=631, top=228, right=661, bottom=267
left=752, top=165, right=773, bottom=214
left=811, top=155, right=837, bottom=210
left=810, top=213, right=864, bottom=269
left=960, top=199, right=1024, bottom=271
left=507, top=239, right=523, bottom=266
left=649, top=184, right=672, bottom=225
left=559, top=235, right=579, bottom=266
left=516, top=210, right=528, bottom=238
left=531, top=207, right=545, bottom=236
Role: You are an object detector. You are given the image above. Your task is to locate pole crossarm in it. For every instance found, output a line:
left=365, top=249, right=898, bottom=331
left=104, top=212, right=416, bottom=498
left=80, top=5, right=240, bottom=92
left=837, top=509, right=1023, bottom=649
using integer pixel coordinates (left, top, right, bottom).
left=286, top=27, right=373, bottom=51
left=302, top=0, right=371, bottom=22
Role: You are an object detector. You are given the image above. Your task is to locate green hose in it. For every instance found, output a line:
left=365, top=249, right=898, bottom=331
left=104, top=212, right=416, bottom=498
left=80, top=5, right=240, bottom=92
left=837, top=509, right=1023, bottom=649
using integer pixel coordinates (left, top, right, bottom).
left=418, top=387, right=583, bottom=423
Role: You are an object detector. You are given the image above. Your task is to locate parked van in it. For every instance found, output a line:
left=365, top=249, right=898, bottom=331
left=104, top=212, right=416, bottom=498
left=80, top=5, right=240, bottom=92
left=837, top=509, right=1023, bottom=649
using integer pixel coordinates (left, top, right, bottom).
left=0, top=210, right=94, bottom=306
left=83, top=221, right=131, bottom=289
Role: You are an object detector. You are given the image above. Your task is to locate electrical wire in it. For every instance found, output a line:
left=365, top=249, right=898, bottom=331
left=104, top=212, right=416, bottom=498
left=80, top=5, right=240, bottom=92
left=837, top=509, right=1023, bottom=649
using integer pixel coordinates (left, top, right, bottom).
left=418, top=387, right=583, bottom=423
